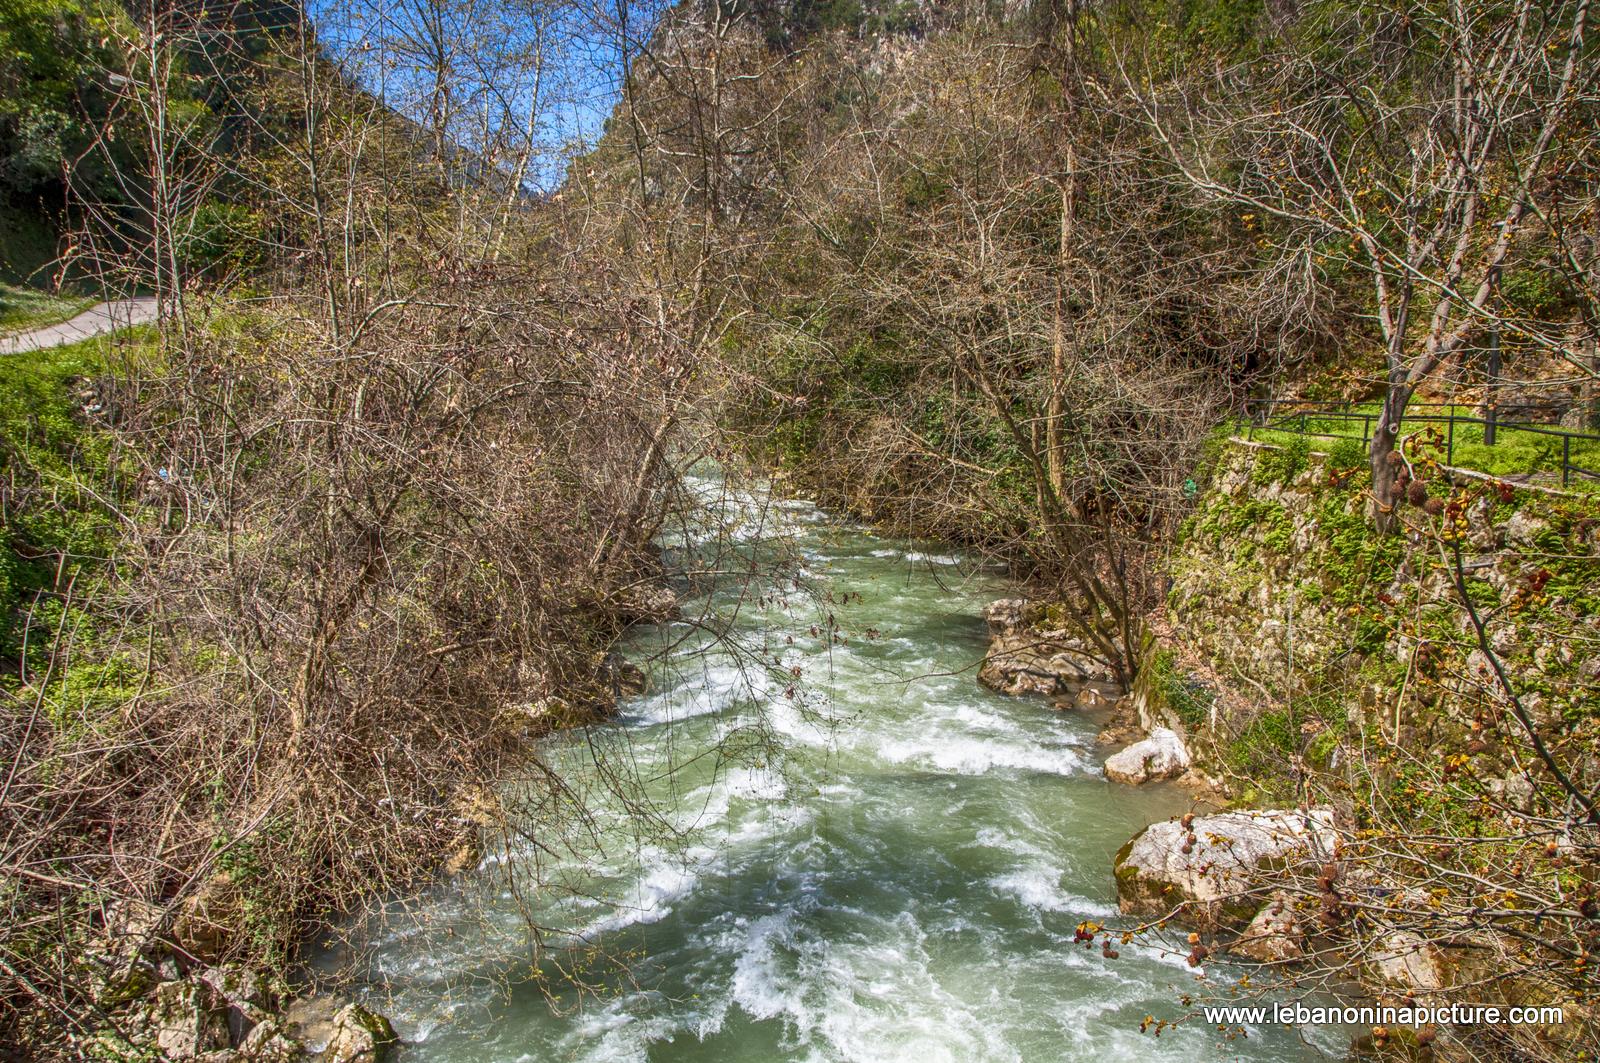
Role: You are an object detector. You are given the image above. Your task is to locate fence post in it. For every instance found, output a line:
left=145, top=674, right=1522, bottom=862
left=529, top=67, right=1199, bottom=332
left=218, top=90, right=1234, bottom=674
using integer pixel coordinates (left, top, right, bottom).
left=1447, top=413, right=1455, bottom=466
left=1363, top=414, right=1371, bottom=447
left=1485, top=318, right=1501, bottom=446
left=1565, top=436, right=1572, bottom=488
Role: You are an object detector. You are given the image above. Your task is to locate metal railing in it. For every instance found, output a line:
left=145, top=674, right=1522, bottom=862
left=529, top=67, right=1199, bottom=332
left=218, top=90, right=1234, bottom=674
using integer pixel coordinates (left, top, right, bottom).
left=1242, top=399, right=1600, bottom=487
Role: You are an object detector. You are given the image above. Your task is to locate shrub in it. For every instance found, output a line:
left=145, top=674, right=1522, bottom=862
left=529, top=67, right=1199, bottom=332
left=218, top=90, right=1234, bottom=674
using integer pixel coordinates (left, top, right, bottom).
left=1253, top=434, right=1311, bottom=485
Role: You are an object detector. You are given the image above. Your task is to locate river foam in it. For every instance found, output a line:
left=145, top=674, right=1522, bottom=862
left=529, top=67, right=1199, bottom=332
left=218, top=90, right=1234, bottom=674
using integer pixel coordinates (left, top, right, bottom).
left=334, top=475, right=1334, bottom=1063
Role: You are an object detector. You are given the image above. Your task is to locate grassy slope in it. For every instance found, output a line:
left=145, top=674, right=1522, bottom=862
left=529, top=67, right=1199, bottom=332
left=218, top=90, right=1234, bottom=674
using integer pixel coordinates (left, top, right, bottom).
left=1237, top=403, right=1600, bottom=490
left=0, top=282, right=99, bottom=333
left=0, top=332, right=135, bottom=669
left=0, top=204, right=100, bottom=333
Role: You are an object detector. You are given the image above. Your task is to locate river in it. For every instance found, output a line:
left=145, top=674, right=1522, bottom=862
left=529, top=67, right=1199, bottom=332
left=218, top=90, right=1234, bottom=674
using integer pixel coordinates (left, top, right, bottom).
left=329, top=476, right=1340, bottom=1062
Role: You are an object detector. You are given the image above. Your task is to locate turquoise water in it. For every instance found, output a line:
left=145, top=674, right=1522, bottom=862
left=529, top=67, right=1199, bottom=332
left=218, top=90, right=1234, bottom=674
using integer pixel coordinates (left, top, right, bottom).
left=336, top=478, right=1340, bottom=1062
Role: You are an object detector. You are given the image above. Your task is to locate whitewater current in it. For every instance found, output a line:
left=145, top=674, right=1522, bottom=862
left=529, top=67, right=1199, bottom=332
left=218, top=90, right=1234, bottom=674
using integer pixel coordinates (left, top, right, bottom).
left=326, top=476, right=1340, bottom=1062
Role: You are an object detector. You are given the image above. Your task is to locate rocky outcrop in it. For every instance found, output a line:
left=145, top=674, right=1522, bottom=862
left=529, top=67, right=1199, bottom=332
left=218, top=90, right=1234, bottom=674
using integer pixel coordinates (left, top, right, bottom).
left=1102, top=728, right=1191, bottom=785
left=978, top=599, right=1118, bottom=696
left=1229, top=893, right=1304, bottom=963
left=196, top=964, right=273, bottom=1045
left=114, top=963, right=307, bottom=1061
left=238, top=1017, right=302, bottom=1062
left=326, top=1002, right=399, bottom=1063
left=1114, top=808, right=1337, bottom=930
left=129, top=979, right=231, bottom=1059
left=1367, top=931, right=1452, bottom=996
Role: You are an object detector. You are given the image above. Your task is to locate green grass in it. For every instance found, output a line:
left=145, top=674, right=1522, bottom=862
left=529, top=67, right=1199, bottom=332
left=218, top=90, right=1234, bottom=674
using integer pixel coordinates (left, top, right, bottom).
left=0, top=332, right=140, bottom=669
left=0, top=282, right=98, bottom=333
left=1237, top=401, right=1600, bottom=490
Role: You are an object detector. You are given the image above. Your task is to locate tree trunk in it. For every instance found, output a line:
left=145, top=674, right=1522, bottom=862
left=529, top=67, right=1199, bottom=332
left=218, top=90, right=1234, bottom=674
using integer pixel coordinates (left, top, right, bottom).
left=1369, top=380, right=1414, bottom=534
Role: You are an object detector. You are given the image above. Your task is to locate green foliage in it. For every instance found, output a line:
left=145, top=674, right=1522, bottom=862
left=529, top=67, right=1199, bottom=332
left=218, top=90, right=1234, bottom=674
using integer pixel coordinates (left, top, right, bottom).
left=176, top=203, right=266, bottom=283
left=1245, top=403, right=1600, bottom=490
left=1328, top=435, right=1366, bottom=470
left=1151, top=650, right=1215, bottom=732
left=1501, top=266, right=1579, bottom=321
left=1303, top=719, right=1344, bottom=771
left=1251, top=434, right=1311, bottom=485
left=0, top=0, right=132, bottom=200
left=1196, top=496, right=1291, bottom=560
left=1178, top=0, right=1269, bottom=54
left=1313, top=483, right=1404, bottom=611
left=0, top=334, right=120, bottom=667
left=1227, top=708, right=1297, bottom=795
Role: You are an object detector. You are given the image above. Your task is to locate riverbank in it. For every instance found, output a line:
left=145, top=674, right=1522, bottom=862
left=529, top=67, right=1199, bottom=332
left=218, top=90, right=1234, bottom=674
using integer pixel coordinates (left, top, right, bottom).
left=1037, top=436, right=1600, bottom=1058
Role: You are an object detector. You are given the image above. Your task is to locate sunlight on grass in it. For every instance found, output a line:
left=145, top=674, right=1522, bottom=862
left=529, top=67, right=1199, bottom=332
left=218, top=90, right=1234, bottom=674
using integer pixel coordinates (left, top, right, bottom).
left=1236, top=402, right=1600, bottom=492
left=0, top=282, right=98, bottom=334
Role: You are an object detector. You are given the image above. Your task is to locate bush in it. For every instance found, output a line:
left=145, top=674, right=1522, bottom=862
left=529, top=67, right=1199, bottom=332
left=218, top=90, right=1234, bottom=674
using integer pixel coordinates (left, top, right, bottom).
left=1328, top=436, right=1366, bottom=470
left=176, top=203, right=265, bottom=283
left=1253, top=434, right=1311, bottom=485
left=1152, top=651, right=1216, bottom=732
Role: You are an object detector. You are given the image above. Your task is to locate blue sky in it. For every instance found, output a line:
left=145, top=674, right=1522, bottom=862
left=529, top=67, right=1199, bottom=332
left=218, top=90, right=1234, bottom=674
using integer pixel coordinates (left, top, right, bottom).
left=304, top=0, right=673, bottom=191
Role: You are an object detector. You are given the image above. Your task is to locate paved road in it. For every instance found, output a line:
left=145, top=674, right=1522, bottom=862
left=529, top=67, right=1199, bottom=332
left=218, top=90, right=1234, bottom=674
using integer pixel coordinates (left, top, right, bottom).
left=0, top=296, right=160, bottom=355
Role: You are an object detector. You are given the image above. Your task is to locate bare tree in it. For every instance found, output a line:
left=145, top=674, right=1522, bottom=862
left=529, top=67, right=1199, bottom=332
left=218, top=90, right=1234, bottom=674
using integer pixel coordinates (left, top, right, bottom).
left=1132, top=0, right=1599, bottom=531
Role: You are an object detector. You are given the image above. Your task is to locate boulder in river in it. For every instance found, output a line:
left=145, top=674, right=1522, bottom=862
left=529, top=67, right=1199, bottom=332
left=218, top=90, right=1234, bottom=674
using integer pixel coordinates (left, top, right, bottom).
left=1229, top=893, right=1303, bottom=963
left=1114, top=808, right=1337, bottom=930
left=977, top=598, right=1117, bottom=696
left=1102, top=729, right=1191, bottom=785
left=1367, top=930, right=1452, bottom=996
left=326, top=1002, right=399, bottom=1063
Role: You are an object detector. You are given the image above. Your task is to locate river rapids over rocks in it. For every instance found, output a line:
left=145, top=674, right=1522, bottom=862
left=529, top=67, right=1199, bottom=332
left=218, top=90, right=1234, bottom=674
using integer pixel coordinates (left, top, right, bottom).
left=322, top=475, right=1339, bottom=1062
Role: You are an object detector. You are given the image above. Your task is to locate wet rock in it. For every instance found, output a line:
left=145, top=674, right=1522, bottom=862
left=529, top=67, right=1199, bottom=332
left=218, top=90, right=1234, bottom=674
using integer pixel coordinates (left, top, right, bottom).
left=600, top=651, right=647, bottom=697
left=1095, top=706, right=1144, bottom=747
left=282, top=994, right=340, bottom=1053
left=1073, top=687, right=1116, bottom=711
left=237, top=1017, right=301, bottom=1062
left=326, top=1003, right=398, bottom=1063
left=1114, top=808, right=1337, bottom=930
left=1103, top=729, right=1191, bottom=785
left=1229, top=893, right=1303, bottom=963
left=978, top=599, right=1116, bottom=696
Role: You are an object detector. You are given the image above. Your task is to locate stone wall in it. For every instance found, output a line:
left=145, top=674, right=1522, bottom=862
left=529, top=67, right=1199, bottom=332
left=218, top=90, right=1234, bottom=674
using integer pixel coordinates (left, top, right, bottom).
left=1154, top=436, right=1600, bottom=801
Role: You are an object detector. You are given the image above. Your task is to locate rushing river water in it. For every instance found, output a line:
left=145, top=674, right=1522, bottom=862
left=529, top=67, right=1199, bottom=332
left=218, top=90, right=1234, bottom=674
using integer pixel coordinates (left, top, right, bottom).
left=335, top=477, right=1341, bottom=1062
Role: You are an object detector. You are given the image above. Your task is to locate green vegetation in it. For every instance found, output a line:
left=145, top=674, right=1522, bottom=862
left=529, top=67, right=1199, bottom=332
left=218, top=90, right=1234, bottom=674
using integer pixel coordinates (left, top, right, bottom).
left=0, top=333, right=122, bottom=666
left=1148, top=650, right=1215, bottom=732
left=0, top=281, right=96, bottom=332
left=1241, top=403, right=1600, bottom=489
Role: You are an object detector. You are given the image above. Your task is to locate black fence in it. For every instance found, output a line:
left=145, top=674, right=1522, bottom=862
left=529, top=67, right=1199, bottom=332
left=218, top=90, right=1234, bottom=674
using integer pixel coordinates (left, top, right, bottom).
left=1242, top=399, right=1600, bottom=487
